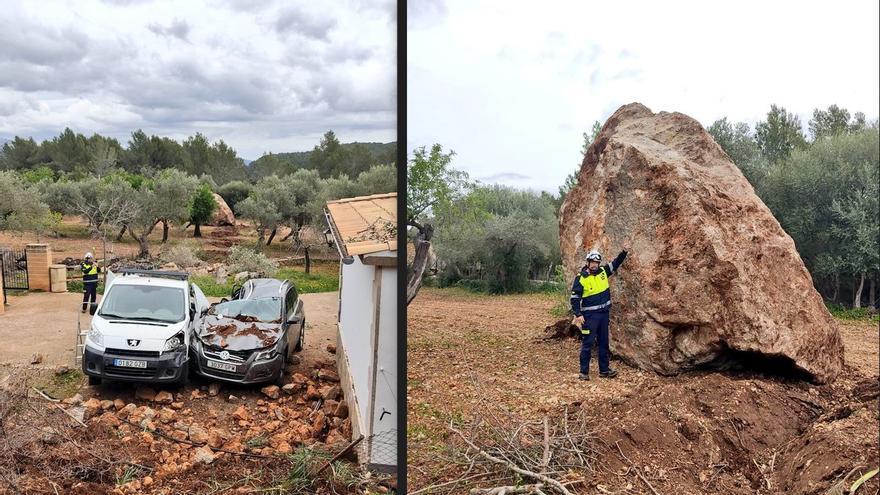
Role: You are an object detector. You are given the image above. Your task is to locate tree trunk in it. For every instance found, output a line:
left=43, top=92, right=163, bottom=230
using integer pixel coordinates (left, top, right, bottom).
left=869, top=277, right=876, bottom=309
left=407, top=222, right=434, bottom=305
left=256, top=229, right=266, bottom=250
left=193, top=223, right=202, bottom=238
left=115, top=225, right=127, bottom=242
left=266, top=228, right=277, bottom=246
left=281, top=229, right=294, bottom=241
left=831, top=273, right=840, bottom=303
left=304, top=247, right=311, bottom=274
left=853, top=271, right=865, bottom=308
left=161, top=219, right=169, bottom=243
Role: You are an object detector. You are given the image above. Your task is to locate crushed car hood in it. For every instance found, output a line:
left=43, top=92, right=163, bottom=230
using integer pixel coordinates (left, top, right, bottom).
left=197, top=314, right=281, bottom=351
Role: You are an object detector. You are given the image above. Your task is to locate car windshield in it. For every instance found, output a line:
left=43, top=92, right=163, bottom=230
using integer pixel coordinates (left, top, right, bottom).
left=211, top=298, right=281, bottom=323
left=98, top=284, right=186, bottom=323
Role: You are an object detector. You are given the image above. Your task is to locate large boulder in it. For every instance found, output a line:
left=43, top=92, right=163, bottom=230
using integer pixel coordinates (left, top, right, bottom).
left=210, top=193, right=235, bottom=226
left=559, top=103, right=844, bottom=383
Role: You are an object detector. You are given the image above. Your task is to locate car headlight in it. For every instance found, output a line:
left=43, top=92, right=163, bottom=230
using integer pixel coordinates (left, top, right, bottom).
left=255, top=349, right=277, bottom=361
left=163, top=332, right=185, bottom=352
left=87, top=326, right=104, bottom=347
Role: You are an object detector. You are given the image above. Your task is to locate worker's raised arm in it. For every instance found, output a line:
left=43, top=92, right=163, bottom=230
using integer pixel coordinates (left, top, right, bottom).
left=570, top=276, right=584, bottom=316
left=605, top=250, right=628, bottom=276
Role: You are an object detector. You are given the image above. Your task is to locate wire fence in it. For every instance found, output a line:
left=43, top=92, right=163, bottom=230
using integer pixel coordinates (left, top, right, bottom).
left=356, top=428, right=397, bottom=470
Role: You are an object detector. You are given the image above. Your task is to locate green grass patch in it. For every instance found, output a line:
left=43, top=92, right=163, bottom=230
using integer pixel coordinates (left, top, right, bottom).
left=827, top=303, right=880, bottom=322
left=275, top=266, right=338, bottom=293
left=34, top=368, right=84, bottom=399
left=190, top=275, right=234, bottom=298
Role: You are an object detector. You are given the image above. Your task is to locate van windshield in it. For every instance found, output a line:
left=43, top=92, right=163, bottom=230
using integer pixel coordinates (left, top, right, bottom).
left=211, top=298, right=281, bottom=323
left=98, top=284, right=186, bottom=323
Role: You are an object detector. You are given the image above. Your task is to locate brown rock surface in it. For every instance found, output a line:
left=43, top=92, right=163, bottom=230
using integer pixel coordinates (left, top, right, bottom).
left=209, top=193, right=235, bottom=226
left=559, top=103, right=844, bottom=383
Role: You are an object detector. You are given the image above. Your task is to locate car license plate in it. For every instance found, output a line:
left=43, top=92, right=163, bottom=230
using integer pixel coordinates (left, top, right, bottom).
left=113, top=359, right=147, bottom=368
left=206, top=360, right=237, bottom=372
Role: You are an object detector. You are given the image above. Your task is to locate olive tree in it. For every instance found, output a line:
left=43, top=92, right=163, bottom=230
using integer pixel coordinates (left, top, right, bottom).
left=406, top=144, right=470, bottom=304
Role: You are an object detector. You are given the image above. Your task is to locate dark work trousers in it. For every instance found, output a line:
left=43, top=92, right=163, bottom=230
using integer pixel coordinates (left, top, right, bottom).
left=580, top=311, right=610, bottom=374
left=82, top=282, right=98, bottom=311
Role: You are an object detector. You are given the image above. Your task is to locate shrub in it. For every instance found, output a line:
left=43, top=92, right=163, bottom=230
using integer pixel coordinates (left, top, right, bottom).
left=162, top=243, right=202, bottom=268
left=227, top=245, right=278, bottom=276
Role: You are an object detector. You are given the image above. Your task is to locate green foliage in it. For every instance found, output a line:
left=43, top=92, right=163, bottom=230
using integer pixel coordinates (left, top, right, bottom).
left=188, top=276, right=233, bottom=298
left=809, top=105, right=866, bottom=140
left=755, top=104, right=807, bottom=163
left=355, top=164, right=396, bottom=194
left=217, top=180, right=252, bottom=211
left=435, top=185, right=559, bottom=294
left=248, top=141, right=395, bottom=181
left=189, top=184, right=217, bottom=226
left=19, top=165, right=56, bottom=184
left=0, top=171, right=56, bottom=233
left=407, top=144, right=470, bottom=224
left=826, top=303, right=880, bottom=322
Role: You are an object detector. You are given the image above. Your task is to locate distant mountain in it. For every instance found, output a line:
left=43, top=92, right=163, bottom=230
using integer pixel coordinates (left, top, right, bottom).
left=242, top=158, right=253, bottom=166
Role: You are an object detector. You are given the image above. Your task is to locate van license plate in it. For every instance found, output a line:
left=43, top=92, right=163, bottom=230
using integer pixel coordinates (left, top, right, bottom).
left=207, top=360, right=237, bottom=372
left=113, top=359, right=147, bottom=368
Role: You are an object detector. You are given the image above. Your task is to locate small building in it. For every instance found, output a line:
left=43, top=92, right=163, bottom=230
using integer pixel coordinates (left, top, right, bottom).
left=324, top=192, right=397, bottom=472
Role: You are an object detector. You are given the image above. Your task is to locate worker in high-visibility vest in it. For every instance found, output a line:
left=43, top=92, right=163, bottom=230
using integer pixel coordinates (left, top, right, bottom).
left=570, top=244, right=630, bottom=380
left=81, top=252, right=100, bottom=313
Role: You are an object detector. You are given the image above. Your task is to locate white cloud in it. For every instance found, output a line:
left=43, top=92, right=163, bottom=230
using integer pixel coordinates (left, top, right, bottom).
left=0, top=0, right=396, bottom=158
left=407, top=0, right=880, bottom=192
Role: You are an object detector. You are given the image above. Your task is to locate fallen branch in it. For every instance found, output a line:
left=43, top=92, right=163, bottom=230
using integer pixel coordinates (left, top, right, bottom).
left=450, top=425, right=574, bottom=495
left=314, top=435, right=364, bottom=475
left=31, top=388, right=86, bottom=428
left=470, top=484, right=545, bottom=494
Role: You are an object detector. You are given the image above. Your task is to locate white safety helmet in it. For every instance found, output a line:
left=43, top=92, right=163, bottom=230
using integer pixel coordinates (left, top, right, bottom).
left=585, top=250, right=602, bottom=263
left=84, top=252, right=94, bottom=260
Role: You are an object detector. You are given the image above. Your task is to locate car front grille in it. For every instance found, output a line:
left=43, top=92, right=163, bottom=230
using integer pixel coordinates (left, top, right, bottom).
left=105, top=365, right=157, bottom=378
left=203, top=348, right=252, bottom=363
left=106, top=348, right=161, bottom=358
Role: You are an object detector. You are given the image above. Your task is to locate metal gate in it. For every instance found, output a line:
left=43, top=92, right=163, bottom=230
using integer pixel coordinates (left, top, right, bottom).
left=1, top=247, right=28, bottom=304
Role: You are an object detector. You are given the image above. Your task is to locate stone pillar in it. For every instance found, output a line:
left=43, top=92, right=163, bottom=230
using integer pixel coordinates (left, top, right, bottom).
left=25, top=244, right=52, bottom=292
left=50, top=265, right=67, bottom=293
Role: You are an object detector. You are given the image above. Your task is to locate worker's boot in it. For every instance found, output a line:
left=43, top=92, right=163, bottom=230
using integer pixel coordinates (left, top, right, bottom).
left=578, top=373, right=590, bottom=381
left=599, top=369, right=618, bottom=378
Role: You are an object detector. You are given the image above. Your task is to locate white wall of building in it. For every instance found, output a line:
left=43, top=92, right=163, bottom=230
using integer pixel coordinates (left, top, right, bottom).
left=338, top=256, right=375, bottom=432
left=368, top=263, right=397, bottom=466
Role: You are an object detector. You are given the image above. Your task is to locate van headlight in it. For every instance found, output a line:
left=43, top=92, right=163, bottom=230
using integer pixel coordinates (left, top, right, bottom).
left=255, top=349, right=277, bottom=361
left=87, top=326, right=104, bottom=347
left=163, top=332, right=185, bottom=352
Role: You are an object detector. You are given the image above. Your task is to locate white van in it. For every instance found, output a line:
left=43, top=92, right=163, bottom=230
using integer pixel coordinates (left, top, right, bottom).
left=81, top=269, right=210, bottom=385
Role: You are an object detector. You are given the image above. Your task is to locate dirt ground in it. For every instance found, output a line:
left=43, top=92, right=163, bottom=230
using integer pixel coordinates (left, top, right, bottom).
left=407, top=288, right=880, bottom=495
left=0, top=292, right=339, bottom=370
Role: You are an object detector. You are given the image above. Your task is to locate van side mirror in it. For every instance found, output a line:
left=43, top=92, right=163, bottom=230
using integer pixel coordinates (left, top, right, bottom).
left=89, top=302, right=98, bottom=316
left=220, top=298, right=228, bottom=303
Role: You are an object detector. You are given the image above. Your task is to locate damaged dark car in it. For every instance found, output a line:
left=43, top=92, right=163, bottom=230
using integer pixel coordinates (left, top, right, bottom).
left=190, top=278, right=305, bottom=384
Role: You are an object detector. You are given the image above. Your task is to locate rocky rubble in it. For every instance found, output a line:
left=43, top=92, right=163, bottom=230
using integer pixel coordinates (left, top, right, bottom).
left=559, top=103, right=844, bottom=383
left=65, top=361, right=352, bottom=493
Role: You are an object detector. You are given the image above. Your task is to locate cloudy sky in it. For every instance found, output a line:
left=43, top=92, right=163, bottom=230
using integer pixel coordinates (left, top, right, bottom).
left=408, top=0, right=880, bottom=193
left=0, top=0, right=396, bottom=159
